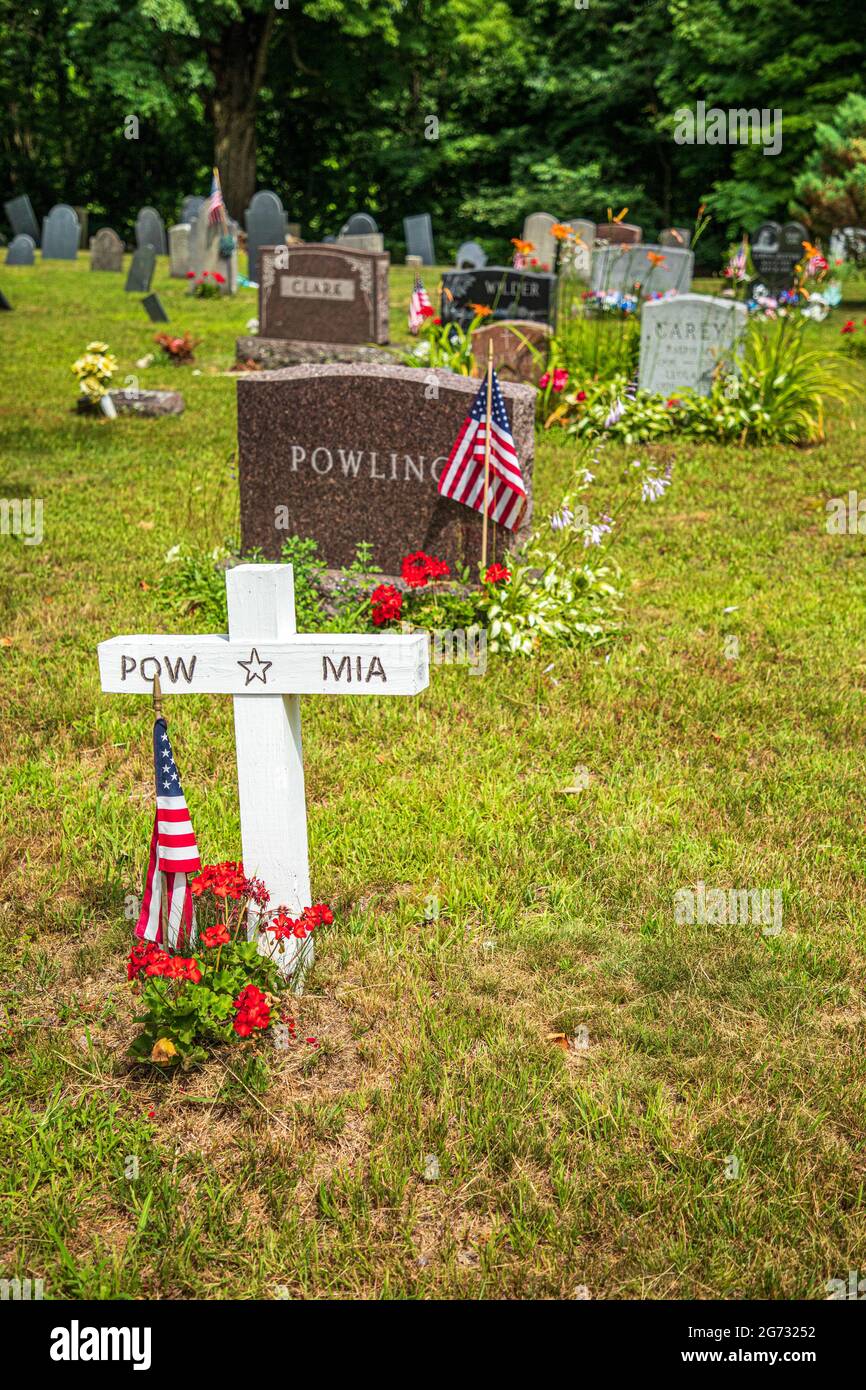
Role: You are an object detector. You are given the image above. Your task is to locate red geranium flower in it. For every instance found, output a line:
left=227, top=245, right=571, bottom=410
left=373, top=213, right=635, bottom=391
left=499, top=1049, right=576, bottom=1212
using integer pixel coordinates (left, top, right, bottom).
left=400, top=551, right=450, bottom=588
left=371, top=582, right=403, bottom=626
left=841, top=320, right=855, bottom=334
left=233, top=983, right=271, bottom=1036
left=201, top=923, right=230, bottom=948
left=484, top=563, right=511, bottom=585
left=213, top=271, right=226, bottom=284
left=576, top=390, right=587, bottom=402
left=185, top=270, right=195, bottom=279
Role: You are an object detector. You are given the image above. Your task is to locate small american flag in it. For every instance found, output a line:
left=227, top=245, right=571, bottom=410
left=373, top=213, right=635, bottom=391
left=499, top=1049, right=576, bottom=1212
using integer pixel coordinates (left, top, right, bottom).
left=438, top=369, right=526, bottom=529
left=409, top=274, right=433, bottom=334
left=207, top=171, right=224, bottom=225
left=135, top=717, right=201, bottom=948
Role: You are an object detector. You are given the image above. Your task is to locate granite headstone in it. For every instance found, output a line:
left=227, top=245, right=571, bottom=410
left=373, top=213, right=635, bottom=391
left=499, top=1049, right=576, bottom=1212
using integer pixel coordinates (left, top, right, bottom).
left=168, top=223, right=191, bottom=278
left=470, top=319, right=551, bottom=384
left=595, top=222, right=643, bottom=246
left=441, top=266, right=556, bottom=329
left=6, top=234, right=36, bottom=266
left=142, top=293, right=169, bottom=322
left=404, top=213, right=436, bottom=265
left=257, top=243, right=389, bottom=345
left=338, top=232, right=385, bottom=253
left=456, top=240, right=487, bottom=270
left=237, top=363, right=535, bottom=571
left=751, top=220, right=808, bottom=290
left=90, top=227, right=124, bottom=272
left=42, top=204, right=80, bottom=260
left=125, top=245, right=156, bottom=293
left=135, top=206, right=167, bottom=256
left=591, top=243, right=693, bottom=296
left=341, top=212, right=379, bottom=235
left=639, top=293, right=748, bottom=397
left=5, top=194, right=40, bottom=245
left=245, top=190, right=288, bottom=281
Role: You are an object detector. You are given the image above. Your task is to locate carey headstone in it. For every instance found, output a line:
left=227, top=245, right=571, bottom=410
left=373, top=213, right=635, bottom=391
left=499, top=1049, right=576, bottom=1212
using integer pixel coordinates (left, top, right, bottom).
left=5, top=194, right=40, bottom=245
left=257, top=243, right=389, bottom=346
left=441, top=266, right=556, bottom=329
left=470, top=320, right=551, bottom=385
left=245, top=189, right=288, bottom=281
left=456, top=240, right=487, bottom=270
left=41, top=204, right=80, bottom=260
left=136, top=206, right=167, bottom=256
left=639, top=293, right=748, bottom=397
left=404, top=213, right=436, bottom=265
left=751, top=220, right=808, bottom=291
left=236, top=363, right=535, bottom=572
left=595, top=222, right=642, bottom=246
left=591, top=243, right=693, bottom=296
left=6, top=234, right=36, bottom=266
left=168, top=223, right=191, bottom=278
left=90, top=227, right=124, bottom=272
left=125, top=244, right=156, bottom=293
left=521, top=212, right=558, bottom=272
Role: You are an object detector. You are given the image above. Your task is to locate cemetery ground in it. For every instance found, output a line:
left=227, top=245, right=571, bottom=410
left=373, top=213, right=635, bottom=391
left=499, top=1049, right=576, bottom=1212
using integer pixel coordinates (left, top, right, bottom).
left=2, top=256, right=866, bottom=1302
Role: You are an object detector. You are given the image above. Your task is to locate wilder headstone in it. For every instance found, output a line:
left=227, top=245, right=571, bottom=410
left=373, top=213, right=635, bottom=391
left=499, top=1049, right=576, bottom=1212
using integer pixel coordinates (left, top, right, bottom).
left=5, top=194, right=40, bottom=245
left=245, top=190, right=288, bottom=281
left=168, top=223, right=191, bottom=278
left=456, top=240, right=487, bottom=270
left=90, top=227, right=124, bottom=272
left=236, top=363, right=535, bottom=572
left=125, top=244, right=156, bottom=293
left=256, top=243, right=389, bottom=346
left=595, top=222, right=642, bottom=246
left=751, top=221, right=808, bottom=291
left=6, top=234, right=36, bottom=266
left=639, top=293, right=748, bottom=398
left=41, top=204, right=80, bottom=260
left=591, top=243, right=693, bottom=296
left=521, top=212, right=558, bottom=272
left=404, top=213, right=436, bottom=265
left=142, top=293, right=169, bottom=322
left=135, top=206, right=167, bottom=256
left=441, top=266, right=556, bottom=329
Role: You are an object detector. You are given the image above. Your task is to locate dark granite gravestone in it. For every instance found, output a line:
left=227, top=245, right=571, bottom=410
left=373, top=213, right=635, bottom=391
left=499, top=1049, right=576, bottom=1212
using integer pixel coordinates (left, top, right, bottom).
left=660, top=227, right=691, bottom=248
left=90, top=227, right=124, bottom=271
left=125, top=245, right=156, bottom=293
left=245, top=189, right=288, bottom=281
left=751, top=220, right=808, bottom=291
left=0, top=291, right=12, bottom=311
left=237, top=364, right=535, bottom=572
left=441, top=266, right=556, bottom=329
left=135, top=206, right=167, bottom=255
left=181, top=195, right=205, bottom=225
left=6, top=234, right=36, bottom=265
left=595, top=222, right=642, bottom=246
left=257, top=243, right=389, bottom=345
left=42, top=204, right=80, bottom=259
left=5, top=194, right=40, bottom=245
left=470, top=320, right=551, bottom=384
left=404, top=213, right=436, bottom=265
left=142, top=293, right=169, bottom=322
left=456, top=240, right=487, bottom=269
left=74, top=207, right=89, bottom=250
left=341, top=212, right=378, bottom=236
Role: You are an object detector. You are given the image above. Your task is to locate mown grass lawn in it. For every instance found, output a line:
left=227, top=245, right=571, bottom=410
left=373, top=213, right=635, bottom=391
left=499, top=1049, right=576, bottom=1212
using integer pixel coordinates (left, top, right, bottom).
left=1, top=253, right=865, bottom=1300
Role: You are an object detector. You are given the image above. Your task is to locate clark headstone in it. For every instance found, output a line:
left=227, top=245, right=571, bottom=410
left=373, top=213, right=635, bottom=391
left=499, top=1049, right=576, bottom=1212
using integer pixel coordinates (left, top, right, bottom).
left=142, top=293, right=169, bottom=322
left=181, top=195, right=205, bottom=225
left=90, top=227, right=124, bottom=272
left=639, top=293, right=748, bottom=397
left=236, top=363, right=535, bottom=571
left=257, top=243, right=389, bottom=346
left=441, top=266, right=556, bottom=329
left=42, top=204, right=80, bottom=260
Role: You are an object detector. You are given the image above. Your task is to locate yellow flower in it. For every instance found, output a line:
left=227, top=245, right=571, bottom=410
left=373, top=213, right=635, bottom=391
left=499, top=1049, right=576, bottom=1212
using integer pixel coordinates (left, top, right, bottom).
left=86, top=341, right=109, bottom=353
left=151, top=1037, right=178, bottom=1064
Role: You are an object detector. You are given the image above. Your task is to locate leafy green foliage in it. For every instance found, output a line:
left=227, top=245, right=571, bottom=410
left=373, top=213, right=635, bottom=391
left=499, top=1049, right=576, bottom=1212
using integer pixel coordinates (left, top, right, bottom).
left=794, top=93, right=866, bottom=245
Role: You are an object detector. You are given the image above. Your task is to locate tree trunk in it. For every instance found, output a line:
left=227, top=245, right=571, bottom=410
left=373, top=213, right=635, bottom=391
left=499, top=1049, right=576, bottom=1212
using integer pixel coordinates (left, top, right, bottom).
left=207, top=10, right=274, bottom=220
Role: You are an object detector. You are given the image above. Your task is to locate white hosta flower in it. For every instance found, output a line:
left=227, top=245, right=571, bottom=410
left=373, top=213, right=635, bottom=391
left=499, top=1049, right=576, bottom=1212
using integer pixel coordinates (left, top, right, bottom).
left=641, top=474, right=670, bottom=503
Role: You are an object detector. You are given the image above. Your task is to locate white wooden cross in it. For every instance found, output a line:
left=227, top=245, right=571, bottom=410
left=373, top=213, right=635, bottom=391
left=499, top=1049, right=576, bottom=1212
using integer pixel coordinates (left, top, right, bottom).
left=98, top=564, right=429, bottom=972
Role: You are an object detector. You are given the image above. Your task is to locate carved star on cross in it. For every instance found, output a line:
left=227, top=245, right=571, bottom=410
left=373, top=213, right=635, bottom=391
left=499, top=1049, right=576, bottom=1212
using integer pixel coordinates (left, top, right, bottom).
left=237, top=647, right=272, bottom=687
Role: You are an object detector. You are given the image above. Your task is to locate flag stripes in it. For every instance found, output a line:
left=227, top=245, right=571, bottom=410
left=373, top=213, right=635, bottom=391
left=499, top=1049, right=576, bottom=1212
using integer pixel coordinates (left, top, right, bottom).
left=135, top=718, right=200, bottom=949
left=437, top=369, right=526, bottom=530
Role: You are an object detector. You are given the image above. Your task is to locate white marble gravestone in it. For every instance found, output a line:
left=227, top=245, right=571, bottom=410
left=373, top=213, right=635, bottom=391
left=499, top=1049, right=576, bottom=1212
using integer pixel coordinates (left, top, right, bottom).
left=521, top=212, right=558, bottom=272
left=592, top=243, right=693, bottom=296
left=639, top=293, right=748, bottom=397
left=168, top=223, right=192, bottom=278
left=559, top=218, right=594, bottom=278
left=98, top=564, right=429, bottom=973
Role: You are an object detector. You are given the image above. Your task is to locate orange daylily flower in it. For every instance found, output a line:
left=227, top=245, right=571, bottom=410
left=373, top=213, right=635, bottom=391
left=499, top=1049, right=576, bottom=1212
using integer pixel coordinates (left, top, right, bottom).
left=443, top=286, right=454, bottom=302
left=647, top=251, right=667, bottom=266
left=613, top=207, right=629, bottom=223
left=468, top=302, right=492, bottom=317
left=551, top=223, right=574, bottom=240
left=803, top=240, right=820, bottom=258
left=511, top=237, right=535, bottom=253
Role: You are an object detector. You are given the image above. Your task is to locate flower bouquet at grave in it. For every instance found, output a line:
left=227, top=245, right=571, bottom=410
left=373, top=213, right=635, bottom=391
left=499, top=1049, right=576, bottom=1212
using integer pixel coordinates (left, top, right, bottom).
left=154, top=331, right=201, bottom=365
left=127, top=859, right=333, bottom=1068
left=71, top=340, right=118, bottom=409
left=403, top=302, right=491, bottom=375
left=186, top=269, right=225, bottom=299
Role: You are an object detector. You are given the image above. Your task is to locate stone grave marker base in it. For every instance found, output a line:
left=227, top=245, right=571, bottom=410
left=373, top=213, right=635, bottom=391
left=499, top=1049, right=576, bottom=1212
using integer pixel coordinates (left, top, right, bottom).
left=235, top=336, right=398, bottom=369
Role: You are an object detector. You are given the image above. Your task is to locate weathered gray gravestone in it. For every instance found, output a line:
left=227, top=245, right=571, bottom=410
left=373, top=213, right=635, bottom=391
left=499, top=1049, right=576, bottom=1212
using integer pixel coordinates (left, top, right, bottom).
left=341, top=212, right=379, bottom=235
left=245, top=190, right=288, bottom=281
left=5, top=194, right=40, bottom=245
left=135, top=206, right=167, bottom=256
left=521, top=212, right=558, bottom=271
left=638, top=293, right=748, bottom=397
left=559, top=218, right=594, bottom=278
left=6, top=234, right=36, bottom=266
left=90, top=227, right=124, bottom=272
left=181, top=195, right=205, bottom=225
left=142, top=293, right=169, bottom=322
left=188, top=211, right=238, bottom=293
left=403, top=213, right=436, bottom=265
left=591, top=243, right=693, bottom=296
left=42, top=204, right=80, bottom=260
left=456, top=240, right=487, bottom=270
left=829, top=227, right=866, bottom=264
left=125, top=244, right=156, bottom=293
left=168, top=223, right=191, bottom=278
left=236, top=363, right=535, bottom=571
left=255, top=243, right=389, bottom=345
left=441, top=266, right=556, bottom=329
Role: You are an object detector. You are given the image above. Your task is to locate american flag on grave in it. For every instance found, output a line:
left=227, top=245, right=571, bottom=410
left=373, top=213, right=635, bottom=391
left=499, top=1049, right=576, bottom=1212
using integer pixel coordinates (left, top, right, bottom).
left=135, top=717, right=201, bottom=947
left=207, top=170, right=224, bottom=225
left=437, top=368, right=526, bottom=530
left=408, top=274, right=434, bottom=334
